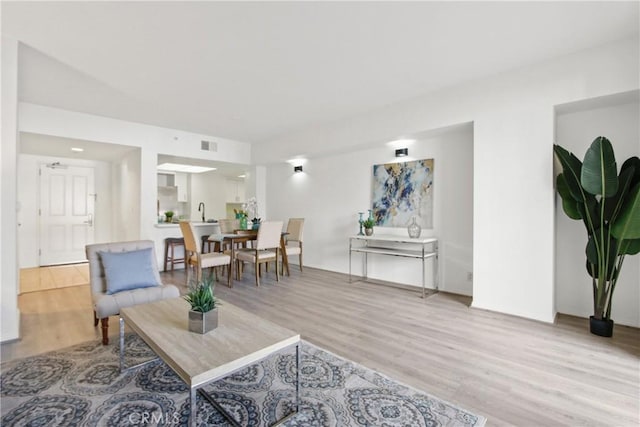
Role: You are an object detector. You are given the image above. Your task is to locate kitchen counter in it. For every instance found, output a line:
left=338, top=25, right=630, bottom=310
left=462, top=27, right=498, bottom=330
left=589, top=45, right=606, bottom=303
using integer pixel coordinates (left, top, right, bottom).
left=155, top=222, right=218, bottom=228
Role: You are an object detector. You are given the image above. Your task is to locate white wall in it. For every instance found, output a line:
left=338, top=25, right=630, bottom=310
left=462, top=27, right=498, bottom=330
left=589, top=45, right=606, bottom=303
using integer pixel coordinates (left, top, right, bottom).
left=1, top=37, right=20, bottom=341
left=555, top=100, right=640, bottom=327
left=112, top=149, right=141, bottom=242
left=266, top=126, right=474, bottom=294
left=257, top=37, right=639, bottom=323
left=17, top=153, right=114, bottom=268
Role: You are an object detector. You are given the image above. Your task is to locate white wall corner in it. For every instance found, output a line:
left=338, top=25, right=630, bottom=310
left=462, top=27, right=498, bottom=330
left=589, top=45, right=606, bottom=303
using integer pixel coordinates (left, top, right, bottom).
left=1, top=37, right=21, bottom=342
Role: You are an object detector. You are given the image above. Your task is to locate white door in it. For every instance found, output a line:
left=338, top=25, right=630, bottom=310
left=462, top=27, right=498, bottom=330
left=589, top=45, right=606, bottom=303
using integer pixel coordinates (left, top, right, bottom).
left=40, top=164, right=95, bottom=265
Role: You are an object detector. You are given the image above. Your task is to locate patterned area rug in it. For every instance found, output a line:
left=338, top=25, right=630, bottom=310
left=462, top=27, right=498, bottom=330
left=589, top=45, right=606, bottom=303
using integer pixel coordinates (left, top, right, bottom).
left=1, top=335, right=486, bottom=426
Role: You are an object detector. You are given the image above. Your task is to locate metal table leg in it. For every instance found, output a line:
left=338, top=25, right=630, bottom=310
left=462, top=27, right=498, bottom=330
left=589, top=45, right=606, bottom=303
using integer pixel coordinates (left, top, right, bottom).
left=119, top=317, right=158, bottom=373
left=194, top=342, right=302, bottom=427
left=190, top=388, right=197, bottom=427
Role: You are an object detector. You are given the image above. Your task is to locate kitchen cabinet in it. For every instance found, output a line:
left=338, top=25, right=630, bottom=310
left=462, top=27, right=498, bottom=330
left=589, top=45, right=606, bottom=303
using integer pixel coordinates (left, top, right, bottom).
left=175, top=172, right=188, bottom=202
left=225, top=178, right=245, bottom=203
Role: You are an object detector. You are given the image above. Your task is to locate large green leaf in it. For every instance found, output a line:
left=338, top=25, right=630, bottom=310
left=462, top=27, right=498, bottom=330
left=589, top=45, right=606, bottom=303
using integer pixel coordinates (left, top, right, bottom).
left=620, top=156, right=640, bottom=188
left=619, top=238, right=640, bottom=256
left=556, top=174, right=582, bottom=219
left=554, top=145, right=584, bottom=202
left=581, top=136, right=618, bottom=197
left=577, top=194, right=600, bottom=234
left=603, top=166, right=635, bottom=222
left=611, top=183, right=640, bottom=240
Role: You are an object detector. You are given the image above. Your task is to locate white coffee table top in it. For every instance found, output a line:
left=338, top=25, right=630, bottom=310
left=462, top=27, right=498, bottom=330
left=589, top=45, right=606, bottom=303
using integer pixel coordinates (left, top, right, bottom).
left=121, top=297, right=300, bottom=388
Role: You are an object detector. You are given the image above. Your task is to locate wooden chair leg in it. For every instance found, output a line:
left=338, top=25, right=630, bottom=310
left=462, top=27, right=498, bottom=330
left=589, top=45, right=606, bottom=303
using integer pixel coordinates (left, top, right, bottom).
left=299, top=253, right=303, bottom=272
left=100, top=317, right=109, bottom=345
left=185, top=258, right=191, bottom=286
left=196, top=265, right=203, bottom=283
left=163, top=240, right=169, bottom=272
left=93, top=310, right=99, bottom=327
left=236, top=260, right=243, bottom=280
left=255, top=262, right=260, bottom=286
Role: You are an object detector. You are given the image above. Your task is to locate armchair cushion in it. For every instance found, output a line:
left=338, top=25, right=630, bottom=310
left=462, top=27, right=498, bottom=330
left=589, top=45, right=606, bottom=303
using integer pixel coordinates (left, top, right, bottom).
left=100, top=247, right=160, bottom=295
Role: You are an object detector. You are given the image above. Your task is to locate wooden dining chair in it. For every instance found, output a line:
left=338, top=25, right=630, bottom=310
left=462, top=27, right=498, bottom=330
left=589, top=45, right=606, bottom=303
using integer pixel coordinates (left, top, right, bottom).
left=179, top=221, right=232, bottom=287
left=284, top=218, right=304, bottom=273
left=235, top=220, right=283, bottom=286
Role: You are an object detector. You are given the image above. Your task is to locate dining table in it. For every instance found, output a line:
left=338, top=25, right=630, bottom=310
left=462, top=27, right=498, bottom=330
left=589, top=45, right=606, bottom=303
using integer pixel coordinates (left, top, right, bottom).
left=207, top=229, right=290, bottom=286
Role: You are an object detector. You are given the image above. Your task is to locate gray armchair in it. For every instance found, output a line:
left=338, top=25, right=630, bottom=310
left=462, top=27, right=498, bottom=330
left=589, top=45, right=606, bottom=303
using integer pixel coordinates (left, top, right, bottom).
left=86, top=240, right=180, bottom=345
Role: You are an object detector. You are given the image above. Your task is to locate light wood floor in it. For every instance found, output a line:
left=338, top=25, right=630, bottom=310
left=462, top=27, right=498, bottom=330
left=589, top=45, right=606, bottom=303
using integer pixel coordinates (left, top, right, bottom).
left=2, top=266, right=638, bottom=426
left=19, top=263, right=89, bottom=293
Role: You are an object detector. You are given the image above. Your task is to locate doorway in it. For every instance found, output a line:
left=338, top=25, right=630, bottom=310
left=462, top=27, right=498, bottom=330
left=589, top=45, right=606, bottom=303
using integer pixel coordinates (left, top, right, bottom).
left=39, top=163, right=95, bottom=265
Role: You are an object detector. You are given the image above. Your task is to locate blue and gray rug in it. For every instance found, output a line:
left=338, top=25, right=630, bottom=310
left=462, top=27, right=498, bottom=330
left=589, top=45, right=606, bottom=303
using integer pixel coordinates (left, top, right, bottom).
left=1, top=335, right=486, bottom=426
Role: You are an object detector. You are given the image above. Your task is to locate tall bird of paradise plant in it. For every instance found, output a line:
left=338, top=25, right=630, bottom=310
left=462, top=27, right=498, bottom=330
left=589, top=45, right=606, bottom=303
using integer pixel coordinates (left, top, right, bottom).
left=554, top=137, right=640, bottom=336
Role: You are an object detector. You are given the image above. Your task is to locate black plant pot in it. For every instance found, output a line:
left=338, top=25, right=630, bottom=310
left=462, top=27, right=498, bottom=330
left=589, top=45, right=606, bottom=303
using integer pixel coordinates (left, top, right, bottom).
left=589, top=316, right=614, bottom=337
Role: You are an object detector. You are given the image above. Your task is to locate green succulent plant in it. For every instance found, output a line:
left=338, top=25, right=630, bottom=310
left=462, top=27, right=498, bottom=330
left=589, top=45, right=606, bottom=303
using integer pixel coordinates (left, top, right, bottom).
left=554, top=136, right=640, bottom=322
left=183, top=276, right=218, bottom=313
left=362, top=218, right=375, bottom=229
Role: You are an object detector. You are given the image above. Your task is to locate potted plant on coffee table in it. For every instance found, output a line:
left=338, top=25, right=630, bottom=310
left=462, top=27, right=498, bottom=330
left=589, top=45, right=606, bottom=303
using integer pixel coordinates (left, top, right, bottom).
left=184, top=276, right=219, bottom=334
left=554, top=136, right=640, bottom=337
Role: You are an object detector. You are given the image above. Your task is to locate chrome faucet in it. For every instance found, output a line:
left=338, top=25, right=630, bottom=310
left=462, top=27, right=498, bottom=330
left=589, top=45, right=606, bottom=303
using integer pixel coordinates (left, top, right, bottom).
left=198, top=202, right=205, bottom=222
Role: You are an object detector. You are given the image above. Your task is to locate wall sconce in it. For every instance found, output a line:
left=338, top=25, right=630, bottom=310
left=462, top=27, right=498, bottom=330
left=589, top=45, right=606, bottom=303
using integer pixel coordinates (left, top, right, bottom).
left=395, top=148, right=408, bottom=157
left=294, top=165, right=303, bottom=173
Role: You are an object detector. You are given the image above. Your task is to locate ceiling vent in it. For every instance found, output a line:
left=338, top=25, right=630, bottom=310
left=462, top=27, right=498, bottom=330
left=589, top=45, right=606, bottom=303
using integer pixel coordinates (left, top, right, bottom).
left=201, top=140, right=218, bottom=152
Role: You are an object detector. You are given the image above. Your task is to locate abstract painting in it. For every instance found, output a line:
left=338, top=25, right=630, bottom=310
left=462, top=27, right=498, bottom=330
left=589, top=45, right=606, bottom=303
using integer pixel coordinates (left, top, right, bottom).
left=372, top=158, right=434, bottom=228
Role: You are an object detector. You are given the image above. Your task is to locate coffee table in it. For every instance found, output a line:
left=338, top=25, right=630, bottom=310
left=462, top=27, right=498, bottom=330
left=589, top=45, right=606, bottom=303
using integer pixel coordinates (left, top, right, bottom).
left=119, top=297, right=301, bottom=426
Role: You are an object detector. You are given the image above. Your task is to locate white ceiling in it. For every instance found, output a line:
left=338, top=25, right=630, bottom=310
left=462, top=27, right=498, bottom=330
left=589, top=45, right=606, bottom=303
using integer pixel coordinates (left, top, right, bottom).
left=3, top=1, right=639, bottom=144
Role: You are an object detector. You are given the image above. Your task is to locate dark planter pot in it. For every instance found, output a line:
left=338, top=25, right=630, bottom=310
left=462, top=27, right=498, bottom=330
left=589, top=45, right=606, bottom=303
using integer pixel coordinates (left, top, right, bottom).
left=589, top=316, right=614, bottom=337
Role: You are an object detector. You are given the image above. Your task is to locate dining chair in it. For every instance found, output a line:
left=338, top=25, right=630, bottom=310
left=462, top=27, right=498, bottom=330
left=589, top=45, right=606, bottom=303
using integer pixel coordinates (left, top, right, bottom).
left=235, top=220, right=283, bottom=286
left=284, top=218, right=304, bottom=273
left=180, top=221, right=232, bottom=287
left=218, top=218, right=239, bottom=233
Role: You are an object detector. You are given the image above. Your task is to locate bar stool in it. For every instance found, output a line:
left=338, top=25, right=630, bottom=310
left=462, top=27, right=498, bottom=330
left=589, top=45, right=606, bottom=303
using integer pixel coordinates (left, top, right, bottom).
left=201, top=235, right=213, bottom=253
left=163, top=237, right=185, bottom=271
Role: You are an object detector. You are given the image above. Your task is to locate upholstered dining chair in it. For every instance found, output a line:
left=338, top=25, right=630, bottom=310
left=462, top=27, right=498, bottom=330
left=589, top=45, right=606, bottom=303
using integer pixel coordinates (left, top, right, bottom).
left=180, top=221, right=232, bottom=287
left=235, top=220, right=283, bottom=286
left=217, top=219, right=241, bottom=251
left=284, top=218, right=304, bottom=273
left=218, top=218, right=239, bottom=233
left=86, top=240, right=180, bottom=345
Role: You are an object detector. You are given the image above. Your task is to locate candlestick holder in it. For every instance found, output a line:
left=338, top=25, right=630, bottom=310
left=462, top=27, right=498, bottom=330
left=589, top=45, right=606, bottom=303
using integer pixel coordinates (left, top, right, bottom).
left=357, top=212, right=364, bottom=235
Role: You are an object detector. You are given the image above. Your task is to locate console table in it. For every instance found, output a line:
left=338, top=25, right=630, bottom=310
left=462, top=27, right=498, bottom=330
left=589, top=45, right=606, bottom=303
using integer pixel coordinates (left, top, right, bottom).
left=349, top=234, right=438, bottom=298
